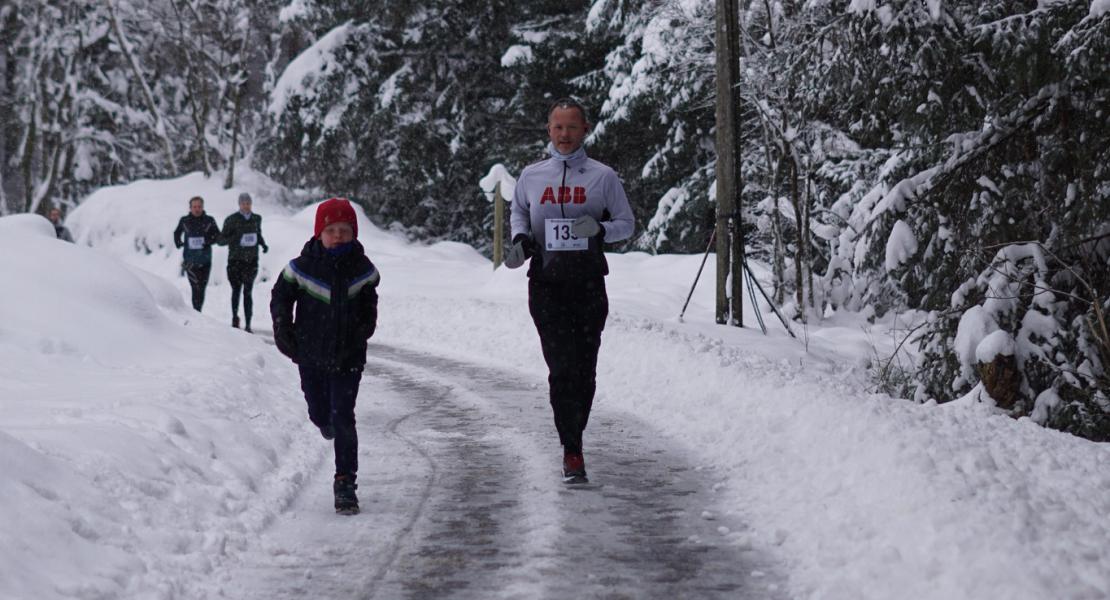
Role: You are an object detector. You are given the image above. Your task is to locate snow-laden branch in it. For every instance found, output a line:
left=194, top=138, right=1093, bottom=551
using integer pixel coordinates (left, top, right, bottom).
left=269, top=22, right=355, bottom=119
left=859, top=84, right=1062, bottom=236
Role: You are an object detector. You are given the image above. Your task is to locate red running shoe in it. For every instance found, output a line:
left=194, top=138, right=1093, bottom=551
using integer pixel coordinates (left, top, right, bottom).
left=562, top=452, right=588, bottom=484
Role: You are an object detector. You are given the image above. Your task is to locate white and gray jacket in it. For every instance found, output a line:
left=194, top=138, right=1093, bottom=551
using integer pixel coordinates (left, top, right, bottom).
left=510, top=145, right=635, bottom=281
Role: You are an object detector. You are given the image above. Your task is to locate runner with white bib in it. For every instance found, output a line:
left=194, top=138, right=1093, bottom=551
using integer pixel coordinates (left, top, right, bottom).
left=219, top=192, right=269, bottom=332
left=506, top=97, right=634, bottom=484
left=173, top=196, right=222, bottom=312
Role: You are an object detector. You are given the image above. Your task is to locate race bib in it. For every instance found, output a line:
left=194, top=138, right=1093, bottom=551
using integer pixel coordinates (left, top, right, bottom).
left=240, top=233, right=258, bottom=247
left=545, top=218, right=587, bottom=251
left=187, top=236, right=205, bottom=250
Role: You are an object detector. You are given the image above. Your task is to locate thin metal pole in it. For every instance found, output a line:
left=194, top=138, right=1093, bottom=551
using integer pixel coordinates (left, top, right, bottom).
left=744, top=256, right=795, bottom=338
left=745, top=259, right=767, bottom=335
left=680, top=229, right=717, bottom=321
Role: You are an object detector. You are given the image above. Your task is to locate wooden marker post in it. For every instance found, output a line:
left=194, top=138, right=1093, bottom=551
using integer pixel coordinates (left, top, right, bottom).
left=493, top=181, right=504, bottom=269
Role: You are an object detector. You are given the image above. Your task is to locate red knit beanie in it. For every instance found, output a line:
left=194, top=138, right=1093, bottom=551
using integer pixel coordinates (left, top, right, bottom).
left=314, top=197, right=358, bottom=239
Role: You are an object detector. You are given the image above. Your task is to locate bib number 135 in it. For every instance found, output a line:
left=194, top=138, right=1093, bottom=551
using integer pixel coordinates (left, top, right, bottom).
left=545, top=219, right=587, bottom=251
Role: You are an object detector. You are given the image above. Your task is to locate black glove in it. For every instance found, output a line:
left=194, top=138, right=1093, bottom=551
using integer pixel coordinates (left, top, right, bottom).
left=504, top=234, right=535, bottom=269
left=261, top=244, right=269, bottom=254
left=274, top=325, right=298, bottom=361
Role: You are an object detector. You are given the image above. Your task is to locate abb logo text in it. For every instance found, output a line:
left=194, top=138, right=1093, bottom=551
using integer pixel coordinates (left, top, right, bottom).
left=540, top=186, right=587, bottom=205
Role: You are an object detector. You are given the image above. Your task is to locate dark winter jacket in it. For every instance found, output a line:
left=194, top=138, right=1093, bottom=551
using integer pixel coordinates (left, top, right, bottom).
left=219, top=212, right=268, bottom=263
left=173, top=213, right=221, bottom=265
left=270, top=239, right=380, bottom=373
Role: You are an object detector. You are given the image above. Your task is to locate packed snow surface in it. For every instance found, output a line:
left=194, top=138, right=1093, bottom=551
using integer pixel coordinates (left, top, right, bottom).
left=1, top=170, right=1108, bottom=599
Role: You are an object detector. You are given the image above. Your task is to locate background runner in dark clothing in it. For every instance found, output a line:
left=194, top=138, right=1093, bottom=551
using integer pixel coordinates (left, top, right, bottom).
left=48, top=207, right=75, bottom=243
left=219, top=192, right=269, bottom=332
left=173, top=196, right=220, bottom=311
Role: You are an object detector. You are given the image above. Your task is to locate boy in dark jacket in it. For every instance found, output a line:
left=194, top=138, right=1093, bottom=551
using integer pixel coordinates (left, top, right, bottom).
left=219, top=192, right=269, bottom=332
left=173, top=196, right=221, bottom=311
left=270, top=198, right=380, bottom=515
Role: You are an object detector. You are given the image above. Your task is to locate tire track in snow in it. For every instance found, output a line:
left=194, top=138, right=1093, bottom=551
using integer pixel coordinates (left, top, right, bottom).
left=359, top=355, right=545, bottom=599
left=356, top=405, right=439, bottom=600
left=212, top=341, right=784, bottom=599
left=364, top=343, right=787, bottom=599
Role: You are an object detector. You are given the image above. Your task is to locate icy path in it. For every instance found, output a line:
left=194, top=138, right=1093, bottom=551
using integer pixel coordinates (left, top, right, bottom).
left=210, top=344, right=784, bottom=599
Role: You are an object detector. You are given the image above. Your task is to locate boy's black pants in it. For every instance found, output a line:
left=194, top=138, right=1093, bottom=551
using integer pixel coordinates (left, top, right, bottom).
left=227, top=260, right=258, bottom=324
left=528, top=277, right=608, bottom=454
left=183, top=263, right=211, bottom=311
left=299, top=365, right=361, bottom=479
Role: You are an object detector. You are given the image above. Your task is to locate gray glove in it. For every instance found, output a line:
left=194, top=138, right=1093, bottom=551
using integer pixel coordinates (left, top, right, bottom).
left=571, top=215, right=601, bottom=239
left=504, top=240, right=527, bottom=269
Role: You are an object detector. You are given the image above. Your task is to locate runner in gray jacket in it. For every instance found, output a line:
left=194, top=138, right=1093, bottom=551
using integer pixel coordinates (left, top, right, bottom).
left=505, top=97, right=635, bottom=483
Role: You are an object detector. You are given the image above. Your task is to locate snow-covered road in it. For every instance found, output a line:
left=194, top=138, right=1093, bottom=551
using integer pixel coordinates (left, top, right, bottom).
left=213, top=343, right=784, bottom=599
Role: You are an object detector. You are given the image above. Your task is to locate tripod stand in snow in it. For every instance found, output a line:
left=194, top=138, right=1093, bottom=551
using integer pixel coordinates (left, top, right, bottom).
left=679, top=230, right=795, bottom=339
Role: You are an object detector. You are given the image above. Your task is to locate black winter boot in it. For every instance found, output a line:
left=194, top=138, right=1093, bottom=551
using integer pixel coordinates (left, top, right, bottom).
left=334, top=475, right=359, bottom=515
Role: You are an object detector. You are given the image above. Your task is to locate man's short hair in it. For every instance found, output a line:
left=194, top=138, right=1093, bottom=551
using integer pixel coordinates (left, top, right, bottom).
left=189, top=196, right=204, bottom=206
left=547, top=97, right=590, bottom=124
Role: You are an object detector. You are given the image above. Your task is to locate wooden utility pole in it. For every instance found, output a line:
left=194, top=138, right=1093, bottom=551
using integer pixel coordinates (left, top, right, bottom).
left=493, top=182, right=504, bottom=269
left=715, top=0, right=742, bottom=326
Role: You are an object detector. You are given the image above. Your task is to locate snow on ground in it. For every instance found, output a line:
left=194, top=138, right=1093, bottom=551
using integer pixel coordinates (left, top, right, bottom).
left=1, top=170, right=1108, bottom=599
left=0, top=211, right=315, bottom=599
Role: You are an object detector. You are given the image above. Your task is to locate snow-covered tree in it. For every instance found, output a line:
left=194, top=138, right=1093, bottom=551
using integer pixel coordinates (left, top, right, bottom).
left=260, top=0, right=589, bottom=249
left=0, top=0, right=273, bottom=212
left=818, top=0, right=1109, bottom=438
left=584, top=0, right=719, bottom=255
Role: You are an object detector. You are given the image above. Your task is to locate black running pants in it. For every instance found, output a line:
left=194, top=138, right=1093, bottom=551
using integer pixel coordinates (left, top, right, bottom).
left=299, top=366, right=361, bottom=479
left=528, top=277, right=608, bottom=454
left=183, top=263, right=211, bottom=311
left=227, top=260, right=259, bottom=325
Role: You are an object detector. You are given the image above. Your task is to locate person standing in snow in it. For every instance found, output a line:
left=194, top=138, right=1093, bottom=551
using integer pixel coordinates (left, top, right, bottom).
left=218, top=192, right=269, bottom=332
left=270, top=198, right=380, bottom=515
left=48, top=207, right=74, bottom=243
left=173, top=196, right=221, bottom=312
left=504, top=97, right=635, bottom=483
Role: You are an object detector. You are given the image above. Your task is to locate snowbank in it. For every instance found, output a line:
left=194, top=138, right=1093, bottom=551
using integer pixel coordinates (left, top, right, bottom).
left=0, top=209, right=317, bottom=599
